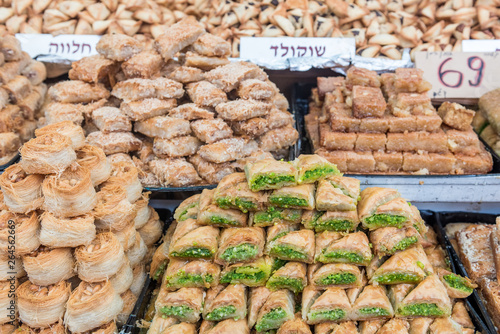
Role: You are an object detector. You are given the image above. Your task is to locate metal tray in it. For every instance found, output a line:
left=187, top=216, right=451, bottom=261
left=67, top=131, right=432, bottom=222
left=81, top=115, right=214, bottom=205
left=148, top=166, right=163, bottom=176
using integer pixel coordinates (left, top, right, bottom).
left=434, top=212, right=498, bottom=333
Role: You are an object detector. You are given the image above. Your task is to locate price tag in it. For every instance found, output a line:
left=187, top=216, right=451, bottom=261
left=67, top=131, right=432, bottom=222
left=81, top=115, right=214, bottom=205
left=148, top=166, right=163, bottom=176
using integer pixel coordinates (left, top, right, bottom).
left=462, top=40, right=500, bottom=52
left=15, top=34, right=101, bottom=61
left=240, top=37, right=355, bottom=60
left=414, top=51, right=500, bottom=99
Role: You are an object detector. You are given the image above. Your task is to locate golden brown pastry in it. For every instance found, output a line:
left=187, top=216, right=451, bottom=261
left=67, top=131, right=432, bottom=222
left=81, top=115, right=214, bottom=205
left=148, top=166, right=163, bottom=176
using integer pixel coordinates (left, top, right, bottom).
left=0, top=164, right=44, bottom=213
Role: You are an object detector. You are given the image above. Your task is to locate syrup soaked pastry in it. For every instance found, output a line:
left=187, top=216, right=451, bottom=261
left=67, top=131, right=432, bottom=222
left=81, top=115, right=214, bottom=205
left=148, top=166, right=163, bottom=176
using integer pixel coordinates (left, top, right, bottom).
left=163, top=258, right=220, bottom=290
left=168, top=218, right=219, bottom=260
left=254, top=289, right=295, bottom=332
left=296, top=154, right=340, bottom=184
left=351, top=285, right=394, bottom=320
left=215, top=227, right=265, bottom=266
left=186, top=81, right=227, bottom=108
left=112, top=78, right=184, bottom=102
left=121, top=98, right=177, bottom=121
left=308, top=263, right=363, bottom=289
left=198, top=137, right=259, bottom=164
left=0, top=164, right=44, bottom=213
left=154, top=17, right=205, bottom=60
left=96, top=33, right=144, bottom=61
left=69, top=54, right=118, bottom=83
left=302, top=287, right=351, bottom=324
left=155, top=287, right=204, bottom=323
left=213, top=172, right=267, bottom=213
left=198, top=188, right=248, bottom=227
left=267, top=261, right=307, bottom=294
left=266, top=224, right=315, bottom=263
left=203, top=284, right=247, bottom=321
left=315, top=231, right=372, bottom=266
left=47, top=80, right=110, bottom=103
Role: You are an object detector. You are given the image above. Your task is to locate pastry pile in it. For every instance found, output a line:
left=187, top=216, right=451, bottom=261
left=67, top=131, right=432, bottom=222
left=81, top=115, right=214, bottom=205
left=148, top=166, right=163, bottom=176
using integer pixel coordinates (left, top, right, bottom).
left=0, top=122, right=163, bottom=332
left=0, top=35, right=46, bottom=166
left=474, top=88, right=500, bottom=157
left=40, top=17, right=297, bottom=188
left=305, top=67, right=493, bottom=175
left=146, top=154, right=477, bottom=333
left=446, top=218, right=500, bottom=331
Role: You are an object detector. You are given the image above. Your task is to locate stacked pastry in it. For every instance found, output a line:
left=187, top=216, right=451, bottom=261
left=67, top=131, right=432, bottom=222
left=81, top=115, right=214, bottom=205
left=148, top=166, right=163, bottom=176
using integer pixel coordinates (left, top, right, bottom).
left=0, top=35, right=46, bottom=166
left=0, top=121, right=163, bottom=332
left=473, top=88, right=500, bottom=157
left=42, top=17, right=298, bottom=188
left=305, top=67, right=493, bottom=175
left=146, top=154, right=478, bottom=334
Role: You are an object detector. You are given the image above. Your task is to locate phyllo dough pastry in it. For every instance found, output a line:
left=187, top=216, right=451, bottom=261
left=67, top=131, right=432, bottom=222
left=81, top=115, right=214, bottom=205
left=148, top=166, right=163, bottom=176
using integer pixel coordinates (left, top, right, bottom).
left=200, top=319, right=250, bottom=334
left=250, top=206, right=302, bottom=227
left=86, top=131, right=142, bottom=155
left=205, top=61, right=267, bottom=92
left=153, top=135, right=202, bottom=158
left=122, top=50, right=163, bottom=79
left=40, top=212, right=95, bottom=248
left=149, top=158, right=202, bottom=187
left=269, top=184, right=316, bottom=210
left=359, top=187, right=413, bottom=230
left=168, top=218, right=219, bottom=260
left=96, top=33, right=143, bottom=61
left=174, top=194, right=201, bottom=222
left=0, top=132, right=20, bottom=165
left=112, top=78, right=184, bottom=103
left=396, top=275, right=452, bottom=317
left=220, top=256, right=272, bottom=286
left=35, top=121, right=86, bottom=150
left=191, top=118, right=233, bottom=144
left=0, top=164, right=44, bottom=213
left=92, top=107, right=132, bottom=133
left=435, top=268, right=476, bottom=298
left=266, top=224, right=315, bottom=263
left=245, top=158, right=298, bottom=191
left=377, top=318, right=410, bottom=334
left=198, top=189, right=248, bottom=227
left=150, top=221, right=176, bottom=280
left=429, top=318, right=464, bottom=334
left=296, top=154, right=340, bottom=184
left=216, top=227, right=265, bottom=265
left=47, top=80, right=110, bottom=103
left=370, top=226, right=421, bottom=256
left=308, top=263, right=364, bottom=289
left=303, top=287, right=351, bottom=324
left=168, top=103, right=215, bottom=120
left=277, top=316, right=312, bottom=334
left=121, top=98, right=177, bottom=122
left=164, top=259, right=220, bottom=290
left=302, top=210, right=359, bottom=232
left=93, top=184, right=136, bottom=232
left=266, top=262, right=307, bottom=294
left=351, top=285, right=394, bottom=320
left=157, top=287, right=204, bottom=323
left=315, top=231, right=372, bottom=266
left=186, top=81, right=227, bottom=108
left=315, top=179, right=357, bottom=212
left=134, top=115, right=191, bottom=139
left=253, top=289, right=295, bottom=332
left=198, top=137, right=259, bottom=164
left=154, top=17, right=205, bottom=60
left=69, top=54, right=118, bottom=83
left=215, top=99, right=272, bottom=121
left=315, top=321, right=358, bottom=334
left=203, top=284, right=247, bottom=321
left=214, top=173, right=267, bottom=213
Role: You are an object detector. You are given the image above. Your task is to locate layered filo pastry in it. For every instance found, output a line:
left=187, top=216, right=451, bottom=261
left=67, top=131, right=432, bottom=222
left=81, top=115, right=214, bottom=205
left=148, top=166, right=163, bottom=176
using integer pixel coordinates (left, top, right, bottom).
left=16, top=322, right=68, bottom=334
left=315, top=321, right=359, bottom=334
left=203, top=284, right=247, bottom=321
left=64, top=281, right=123, bottom=333
left=308, top=263, right=364, bottom=289
left=370, top=226, right=422, bottom=256
left=156, top=287, right=204, bottom=323
left=245, top=158, right=298, bottom=191
left=278, top=316, right=312, bottom=334
left=148, top=315, right=196, bottom=334
left=35, top=121, right=86, bottom=150
left=296, top=154, right=340, bottom=184
left=150, top=222, right=177, bottom=281
left=267, top=261, right=307, bottom=294
left=168, top=218, right=219, bottom=260
left=213, top=173, right=267, bottom=212
left=93, top=184, right=136, bottom=232
left=370, top=246, right=433, bottom=285
left=164, top=259, right=220, bottom=290
left=350, top=285, right=394, bottom=320
left=451, top=301, right=475, bottom=331
left=39, top=212, right=96, bottom=248
left=199, top=318, right=250, bottom=334
left=429, top=318, right=466, bottom=334
left=22, top=246, right=75, bottom=286
left=302, top=210, right=359, bottom=232
left=435, top=267, right=477, bottom=298
left=315, top=176, right=360, bottom=212
left=104, top=161, right=143, bottom=203
left=75, top=145, right=112, bottom=186
left=395, top=275, right=452, bottom=318
left=302, top=286, right=351, bottom=324
left=249, top=288, right=295, bottom=332
left=0, top=164, right=44, bottom=213
left=265, top=223, right=315, bottom=263
left=250, top=206, right=302, bottom=227
left=173, top=194, right=200, bottom=222
left=215, top=227, right=265, bottom=265
left=377, top=318, right=410, bottom=334
left=358, top=187, right=413, bottom=230
left=315, top=231, right=372, bottom=266
left=219, top=256, right=272, bottom=286
left=0, top=211, right=40, bottom=256
left=198, top=189, right=248, bottom=227
left=268, top=184, right=316, bottom=210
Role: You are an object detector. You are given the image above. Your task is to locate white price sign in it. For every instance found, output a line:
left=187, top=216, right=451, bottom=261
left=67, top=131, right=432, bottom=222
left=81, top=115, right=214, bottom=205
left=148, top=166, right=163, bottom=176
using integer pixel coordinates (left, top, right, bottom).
left=462, top=40, right=500, bottom=52
left=415, top=51, right=500, bottom=99
left=16, top=34, right=101, bottom=61
left=240, top=37, right=355, bottom=60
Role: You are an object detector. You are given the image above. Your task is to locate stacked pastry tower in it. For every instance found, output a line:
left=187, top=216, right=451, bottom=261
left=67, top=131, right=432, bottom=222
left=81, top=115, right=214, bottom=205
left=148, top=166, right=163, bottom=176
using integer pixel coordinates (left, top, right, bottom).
left=0, top=122, right=163, bottom=332
left=306, top=67, right=493, bottom=175
left=42, top=16, right=298, bottom=188
left=0, top=35, right=46, bottom=165
left=147, top=154, right=478, bottom=334
left=474, top=88, right=500, bottom=157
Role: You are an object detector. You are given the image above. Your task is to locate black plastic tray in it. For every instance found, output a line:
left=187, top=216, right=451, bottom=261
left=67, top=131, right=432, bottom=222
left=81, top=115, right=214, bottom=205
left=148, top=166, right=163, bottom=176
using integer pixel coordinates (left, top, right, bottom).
left=292, top=82, right=500, bottom=175
left=434, top=212, right=498, bottom=334
left=0, top=153, right=19, bottom=171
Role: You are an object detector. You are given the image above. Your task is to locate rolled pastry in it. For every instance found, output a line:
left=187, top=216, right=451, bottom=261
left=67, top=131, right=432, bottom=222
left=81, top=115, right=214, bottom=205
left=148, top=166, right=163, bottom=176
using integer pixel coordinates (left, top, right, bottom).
left=308, top=263, right=363, bottom=289
left=126, top=233, right=148, bottom=268
left=20, top=133, right=76, bottom=174
left=220, top=256, right=272, bottom=287
left=150, top=221, right=177, bottom=280
left=250, top=206, right=302, bottom=227
left=0, top=251, right=25, bottom=279
left=76, top=145, right=112, bottom=186
left=39, top=212, right=95, bottom=248
left=0, top=164, right=44, bottom=213
left=130, top=264, right=147, bottom=297
left=0, top=211, right=40, bottom=256
left=42, top=164, right=97, bottom=218
left=315, top=179, right=357, bottom=212
left=23, top=247, right=75, bottom=285
left=35, top=121, right=86, bottom=150
left=198, top=189, right=248, bottom=228
left=214, top=173, right=267, bottom=213
left=203, top=284, right=247, bottom=321
left=215, top=227, right=265, bottom=266
left=0, top=280, right=15, bottom=324
left=75, top=232, right=126, bottom=282
left=254, top=289, right=295, bottom=332
left=169, top=218, right=219, bottom=260
left=164, top=259, right=220, bottom=291
left=64, top=281, right=123, bottom=333
left=110, top=259, right=133, bottom=295
left=134, top=192, right=152, bottom=229
left=174, top=194, right=200, bottom=222
left=266, top=262, right=307, bottom=294
left=303, top=287, right=350, bottom=324
left=18, top=280, right=71, bottom=328
left=113, top=221, right=137, bottom=251
left=296, top=154, right=340, bottom=184
left=302, top=210, right=359, bottom=232
left=117, top=289, right=137, bottom=326
left=94, top=184, right=137, bottom=231
left=156, top=287, right=204, bottom=323
left=138, top=209, right=163, bottom=247
left=104, top=161, right=142, bottom=203
left=315, top=231, right=372, bottom=266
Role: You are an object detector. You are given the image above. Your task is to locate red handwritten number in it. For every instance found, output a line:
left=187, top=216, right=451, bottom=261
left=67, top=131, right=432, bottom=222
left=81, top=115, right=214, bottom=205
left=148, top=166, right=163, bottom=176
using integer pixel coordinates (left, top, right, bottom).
left=467, top=56, right=484, bottom=87
left=438, top=58, right=463, bottom=88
